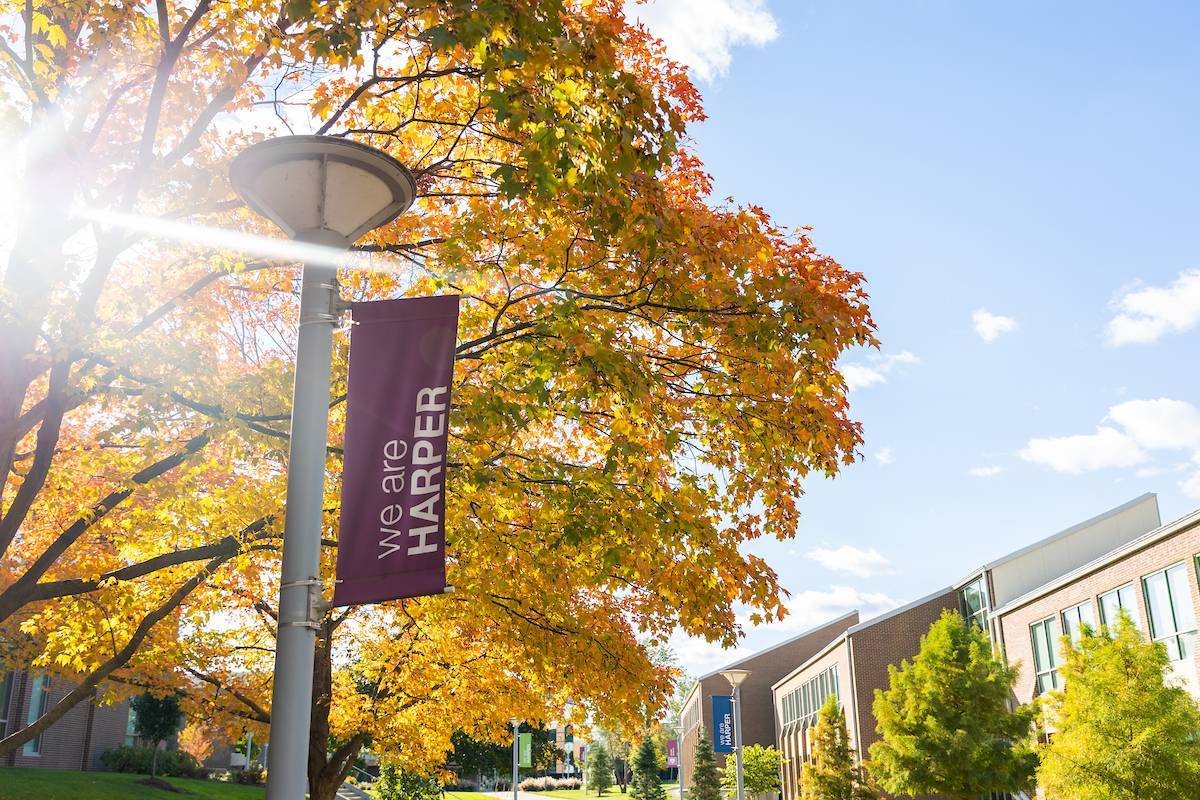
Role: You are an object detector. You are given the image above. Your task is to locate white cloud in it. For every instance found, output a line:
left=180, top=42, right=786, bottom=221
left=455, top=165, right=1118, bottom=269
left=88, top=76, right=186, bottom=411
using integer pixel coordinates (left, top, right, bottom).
left=969, top=465, right=1004, bottom=478
left=843, top=364, right=885, bottom=390
left=780, top=585, right=898, bottom=630
left=1020, top=426, right=1147, bottom=474
left=842, top=350, right=919, bottom=391
left=875, top=447, right=895, bottom=466
left=1021, top=398, right=1200, bottom=493
left=1107, top=398, right=1200, bottom=451
left=806, top=546, right=896, bottom=578
left=627, top=0, right=779, bottom=81
left=1105, top=270, right=1200, bottom=346
left=972, top=308, right=1018, bottom=343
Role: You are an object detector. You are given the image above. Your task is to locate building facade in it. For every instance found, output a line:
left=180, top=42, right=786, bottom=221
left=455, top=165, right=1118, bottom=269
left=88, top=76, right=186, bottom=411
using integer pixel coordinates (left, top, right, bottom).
left=770, top=493, right=1176, bottom=800
left=678, top=612, right=859, bottom=792
left=0, top=670, right=131, bottom=771
left=994, top=506, right=1200, bottom=707
left=772, top=589, right=955, bottom=800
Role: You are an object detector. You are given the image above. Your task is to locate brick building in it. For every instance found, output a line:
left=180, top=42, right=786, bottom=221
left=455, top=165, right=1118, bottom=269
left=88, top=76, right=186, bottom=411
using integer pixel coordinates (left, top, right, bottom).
left=771, top=589, right=955, bottom=800
left=994, top=506, right=1200, bottom=707
left=678, top=612, right=858, bottom=792
left=0, top=670, right=131, bottom=770
left=769, top=493, right=1174, bottom=800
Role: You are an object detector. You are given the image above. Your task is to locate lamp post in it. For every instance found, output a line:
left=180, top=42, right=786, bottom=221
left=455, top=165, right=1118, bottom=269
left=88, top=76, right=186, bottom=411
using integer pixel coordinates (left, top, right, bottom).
left=510, top=718, right=521, bottom=800
left=720, top=669, right=751, bottom=800
left=230, top=136, right=416, bottom=800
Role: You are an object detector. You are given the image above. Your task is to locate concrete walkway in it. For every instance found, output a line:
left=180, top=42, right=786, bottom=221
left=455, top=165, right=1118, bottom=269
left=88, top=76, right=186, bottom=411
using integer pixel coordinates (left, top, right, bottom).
left=337, top=782, right=372, bottom=800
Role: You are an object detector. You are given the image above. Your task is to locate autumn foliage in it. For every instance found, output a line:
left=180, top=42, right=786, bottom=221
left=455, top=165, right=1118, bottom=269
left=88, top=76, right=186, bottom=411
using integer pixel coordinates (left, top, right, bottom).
left=0, top=1, right=874, bottom=798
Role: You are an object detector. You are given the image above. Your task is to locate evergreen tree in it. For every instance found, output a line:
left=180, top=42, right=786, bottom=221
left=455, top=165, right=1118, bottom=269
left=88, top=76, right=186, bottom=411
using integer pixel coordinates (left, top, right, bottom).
left=721, top=744, right=782, bottom=797
left=630, top=736, right=666, bottom=800
left=688, top=727, right=721, bottom=800
left=588, top=741, right=615, bottom=796
left=130, top=692, right=183, bottom=779
left=869, top=610, right=1036, bottom=798
left=1038, top=613, right=1200, bottom=800
left=799, top=696, right=875, bottom=800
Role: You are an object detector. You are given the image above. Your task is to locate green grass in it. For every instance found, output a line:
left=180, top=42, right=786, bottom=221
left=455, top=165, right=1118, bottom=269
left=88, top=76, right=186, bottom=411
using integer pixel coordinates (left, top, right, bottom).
left=0, top=768, right=265, bottom=800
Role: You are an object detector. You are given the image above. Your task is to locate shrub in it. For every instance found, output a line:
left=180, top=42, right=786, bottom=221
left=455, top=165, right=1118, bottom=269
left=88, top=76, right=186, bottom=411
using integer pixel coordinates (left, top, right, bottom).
left=376, top=763, right=441, bottom=800
left=101, top=745, right=201, bottom=778
left=233, top=767, right=265, bottom=785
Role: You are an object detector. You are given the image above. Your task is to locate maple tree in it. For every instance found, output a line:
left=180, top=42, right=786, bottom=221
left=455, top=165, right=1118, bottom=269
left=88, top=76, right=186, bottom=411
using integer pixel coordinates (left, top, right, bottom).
left=0, top=1, right=875, bottom=798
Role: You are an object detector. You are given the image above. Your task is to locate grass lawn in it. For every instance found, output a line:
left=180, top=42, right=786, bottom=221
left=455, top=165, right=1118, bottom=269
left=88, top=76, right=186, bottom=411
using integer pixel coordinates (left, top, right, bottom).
left=0, top=768, right=265, bottom=800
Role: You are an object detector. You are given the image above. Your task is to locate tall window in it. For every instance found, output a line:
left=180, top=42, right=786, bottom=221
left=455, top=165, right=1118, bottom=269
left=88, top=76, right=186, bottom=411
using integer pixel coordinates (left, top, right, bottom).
left=1061, top=600, right=1096, bottom=647
left=23, top=675, right=49, bottom=755
left=1098, top=583, right=1139, bottom=630
left=0, top=671, right=13, bottom=737
left=782, top=665, right=839, bottom=729
left=1143, top=563, right=1197, bottom=662
left=1030, top=617, right=1061, bottom=693
left=125, top=704, right=139, bottom=747
left=959, top=577, right=989, bottom=630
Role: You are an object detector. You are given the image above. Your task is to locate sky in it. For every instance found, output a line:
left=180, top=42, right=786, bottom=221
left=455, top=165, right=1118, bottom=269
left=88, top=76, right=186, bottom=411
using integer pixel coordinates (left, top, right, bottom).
left=628, top=0, right=1200, bottom=676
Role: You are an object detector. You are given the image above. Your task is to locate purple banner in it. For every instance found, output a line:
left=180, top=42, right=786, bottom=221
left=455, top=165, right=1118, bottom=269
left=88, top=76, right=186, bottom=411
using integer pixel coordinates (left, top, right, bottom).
left=666, top=739, right=678, bottom=768
left=332, top=295, right=459, bottom=607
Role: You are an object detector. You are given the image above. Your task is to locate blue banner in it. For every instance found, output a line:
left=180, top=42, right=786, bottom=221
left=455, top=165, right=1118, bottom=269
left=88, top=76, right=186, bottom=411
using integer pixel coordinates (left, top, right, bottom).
left=712, top=695, right=734, bottom=753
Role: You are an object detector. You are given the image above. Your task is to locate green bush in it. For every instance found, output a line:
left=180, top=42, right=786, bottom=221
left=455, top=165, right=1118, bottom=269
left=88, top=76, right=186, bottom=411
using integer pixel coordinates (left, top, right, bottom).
left=100, top=745, right=201, bottom=778
left=233, top=767, right=265, bottom=785
left=375, top=763, right=441, bottom=800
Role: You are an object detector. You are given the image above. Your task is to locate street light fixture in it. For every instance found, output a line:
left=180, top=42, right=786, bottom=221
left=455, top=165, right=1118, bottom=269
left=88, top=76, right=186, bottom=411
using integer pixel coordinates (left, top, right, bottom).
left=230, top=135, right=415, bottom=800
left=510, top=718, right=522, bottom=800
left=720, top=669, right=751, bottom=800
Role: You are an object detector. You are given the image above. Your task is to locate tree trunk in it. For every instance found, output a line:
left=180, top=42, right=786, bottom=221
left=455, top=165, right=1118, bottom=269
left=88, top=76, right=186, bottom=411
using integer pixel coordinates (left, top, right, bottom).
left=151, top=740, right=160, bottom=778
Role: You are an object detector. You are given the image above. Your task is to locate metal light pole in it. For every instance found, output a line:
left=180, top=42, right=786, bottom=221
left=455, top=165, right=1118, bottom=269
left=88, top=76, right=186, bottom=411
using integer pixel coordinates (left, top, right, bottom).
left=230, top=136, right=415, bottom=800
left=510, top=718, right=521, bottom=800
left=721, top=669, right=751, bottom=800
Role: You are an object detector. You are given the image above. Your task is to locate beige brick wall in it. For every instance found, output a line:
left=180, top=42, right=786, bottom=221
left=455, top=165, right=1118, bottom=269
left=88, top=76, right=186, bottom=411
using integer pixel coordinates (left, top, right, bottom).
left=997, top=518, right=1200, bottom=706
left=773, top=638, right=852, bottom=800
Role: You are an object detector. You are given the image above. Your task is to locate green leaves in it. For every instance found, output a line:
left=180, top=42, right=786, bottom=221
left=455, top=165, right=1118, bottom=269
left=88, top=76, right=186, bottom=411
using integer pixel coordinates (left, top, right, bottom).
left=869, top=611, right=1036, bottom=797
left=1037, top=615, right=1200, bottom=800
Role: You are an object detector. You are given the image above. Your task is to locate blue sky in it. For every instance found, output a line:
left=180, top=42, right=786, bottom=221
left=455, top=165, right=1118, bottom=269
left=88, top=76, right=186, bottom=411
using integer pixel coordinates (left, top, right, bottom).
left=630, top=0, right=1200, bottom=675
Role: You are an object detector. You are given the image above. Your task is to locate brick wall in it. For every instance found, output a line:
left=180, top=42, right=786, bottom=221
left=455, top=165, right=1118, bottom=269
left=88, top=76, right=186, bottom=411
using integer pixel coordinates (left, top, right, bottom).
left=997, top=518, right=1200, bottom=706
left=848, top=590, right=957, bottom=758
left=1, top=671, right=130, bottom=771
left=773, top=638, right=853, bottom=800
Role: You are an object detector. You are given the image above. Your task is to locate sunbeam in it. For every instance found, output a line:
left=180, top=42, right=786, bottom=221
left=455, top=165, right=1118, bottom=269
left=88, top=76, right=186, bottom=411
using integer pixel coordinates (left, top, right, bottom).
left=76, top=206, right=412, bottom=273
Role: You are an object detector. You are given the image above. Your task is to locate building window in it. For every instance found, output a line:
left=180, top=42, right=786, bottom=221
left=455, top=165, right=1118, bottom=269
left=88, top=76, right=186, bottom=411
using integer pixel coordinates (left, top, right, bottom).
left=23, top=675, right=49, bottom=755
left=1098, top=584, right=1139, bottom=630
left=959, top=577, right=989, bottom=630
left=1061, top=601, right=1096, bottom=647
left=125, top=705, right=139, bottom=747
left=1030, top=617, right=1061, bottom=693
left=0, top=671, right=13, bottom=737
left=1143, top=563, right=1197, bottom=662
left=782, top=665, right=838, bottom=730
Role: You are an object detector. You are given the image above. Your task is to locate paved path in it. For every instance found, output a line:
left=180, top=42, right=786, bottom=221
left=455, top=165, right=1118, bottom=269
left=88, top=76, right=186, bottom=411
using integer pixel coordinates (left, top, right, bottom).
left=337, top=782, right=372, bottom=800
